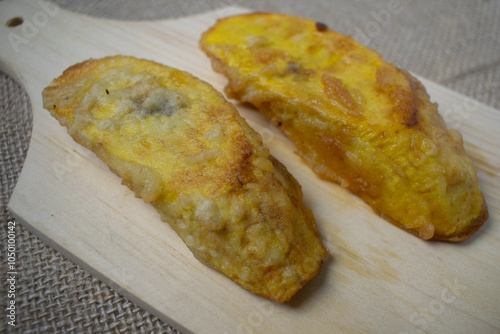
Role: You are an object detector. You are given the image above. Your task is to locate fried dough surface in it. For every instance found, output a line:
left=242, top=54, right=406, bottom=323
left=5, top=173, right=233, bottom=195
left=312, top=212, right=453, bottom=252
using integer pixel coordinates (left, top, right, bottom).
left=200, top=13, right=488, bottom=241
left=42, top=56, right=326, bottom=303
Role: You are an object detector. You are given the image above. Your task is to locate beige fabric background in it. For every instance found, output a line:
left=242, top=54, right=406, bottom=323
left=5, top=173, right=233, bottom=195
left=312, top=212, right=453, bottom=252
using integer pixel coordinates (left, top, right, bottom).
left=1, top=0, right=499, bottom=332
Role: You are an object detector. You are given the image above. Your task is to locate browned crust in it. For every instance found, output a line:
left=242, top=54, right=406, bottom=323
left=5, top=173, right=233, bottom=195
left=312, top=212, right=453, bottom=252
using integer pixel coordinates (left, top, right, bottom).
left=264, top=156, right=327, bottom=303
left=431, top=198, right=489, bottom=242
left=378, top=196, right=488, bottom=242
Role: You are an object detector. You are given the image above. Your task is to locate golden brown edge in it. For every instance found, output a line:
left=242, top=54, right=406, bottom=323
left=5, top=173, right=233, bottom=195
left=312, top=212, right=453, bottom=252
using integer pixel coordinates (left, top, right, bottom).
left=255, top=155, right=327, bottom=303
left=431, top=198, right=488, bottom=242
left=378, top=196, right=488, bottom=242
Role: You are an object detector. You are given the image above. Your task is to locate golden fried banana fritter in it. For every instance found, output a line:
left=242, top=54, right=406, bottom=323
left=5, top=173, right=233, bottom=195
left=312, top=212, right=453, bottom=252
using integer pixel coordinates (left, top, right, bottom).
left=42, top=56, right=326, bottom=303
left=200, top=13, right=488, bottom=241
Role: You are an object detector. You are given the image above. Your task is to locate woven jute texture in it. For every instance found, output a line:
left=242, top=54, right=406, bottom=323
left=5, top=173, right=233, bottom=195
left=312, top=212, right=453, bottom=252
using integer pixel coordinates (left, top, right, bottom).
left=1, top=0, right=499, bottom=332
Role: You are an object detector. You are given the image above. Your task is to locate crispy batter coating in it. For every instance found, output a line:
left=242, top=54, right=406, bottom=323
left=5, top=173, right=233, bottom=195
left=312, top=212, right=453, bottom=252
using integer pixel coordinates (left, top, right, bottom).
left=42, top=56, right=326, bottom=302
left=200, top=13, right=488, bottom=241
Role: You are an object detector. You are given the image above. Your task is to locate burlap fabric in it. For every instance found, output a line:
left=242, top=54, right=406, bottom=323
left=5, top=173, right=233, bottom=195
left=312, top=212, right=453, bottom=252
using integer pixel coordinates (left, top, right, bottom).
left=1, top=0, right=499, bottom=332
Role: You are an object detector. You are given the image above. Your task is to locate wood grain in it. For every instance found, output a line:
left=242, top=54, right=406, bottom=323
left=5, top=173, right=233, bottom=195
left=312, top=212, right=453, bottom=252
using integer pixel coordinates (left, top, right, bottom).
left=1, top=0, right=499, bottom=333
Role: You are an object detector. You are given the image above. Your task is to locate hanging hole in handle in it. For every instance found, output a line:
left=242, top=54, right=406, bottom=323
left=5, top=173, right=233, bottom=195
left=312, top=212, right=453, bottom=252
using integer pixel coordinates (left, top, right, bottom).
left=6, top=16, right=24, bottom=27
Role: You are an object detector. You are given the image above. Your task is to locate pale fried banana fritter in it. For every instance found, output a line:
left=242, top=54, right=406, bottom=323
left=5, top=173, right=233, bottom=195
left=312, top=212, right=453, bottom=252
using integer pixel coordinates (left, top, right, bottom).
left=200, top=13, right=488, bottom=241
left=42, top=56, right=326, bottom=303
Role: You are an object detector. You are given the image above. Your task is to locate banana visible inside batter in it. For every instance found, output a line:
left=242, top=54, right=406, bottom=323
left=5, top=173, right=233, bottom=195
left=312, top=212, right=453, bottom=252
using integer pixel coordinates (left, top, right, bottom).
left=200, top=13, right=488, bottom=241
left=42, top=56, right=326, bottom=303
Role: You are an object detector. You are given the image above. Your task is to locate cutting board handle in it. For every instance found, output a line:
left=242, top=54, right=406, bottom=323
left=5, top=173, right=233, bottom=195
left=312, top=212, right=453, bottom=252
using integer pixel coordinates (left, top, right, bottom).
left=0, top=0, right=67, bottom=84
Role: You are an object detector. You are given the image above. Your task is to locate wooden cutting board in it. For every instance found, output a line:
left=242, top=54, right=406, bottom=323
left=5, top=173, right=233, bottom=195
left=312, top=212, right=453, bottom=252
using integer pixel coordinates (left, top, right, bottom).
left=1, top=1, right=499, bottom=333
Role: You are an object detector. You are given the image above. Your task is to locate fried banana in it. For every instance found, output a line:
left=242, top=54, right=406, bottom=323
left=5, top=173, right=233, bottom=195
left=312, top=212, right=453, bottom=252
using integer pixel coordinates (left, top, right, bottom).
left=200, top=13, right=488, bottom=241
left=42, top=56, right=326, bottom=303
